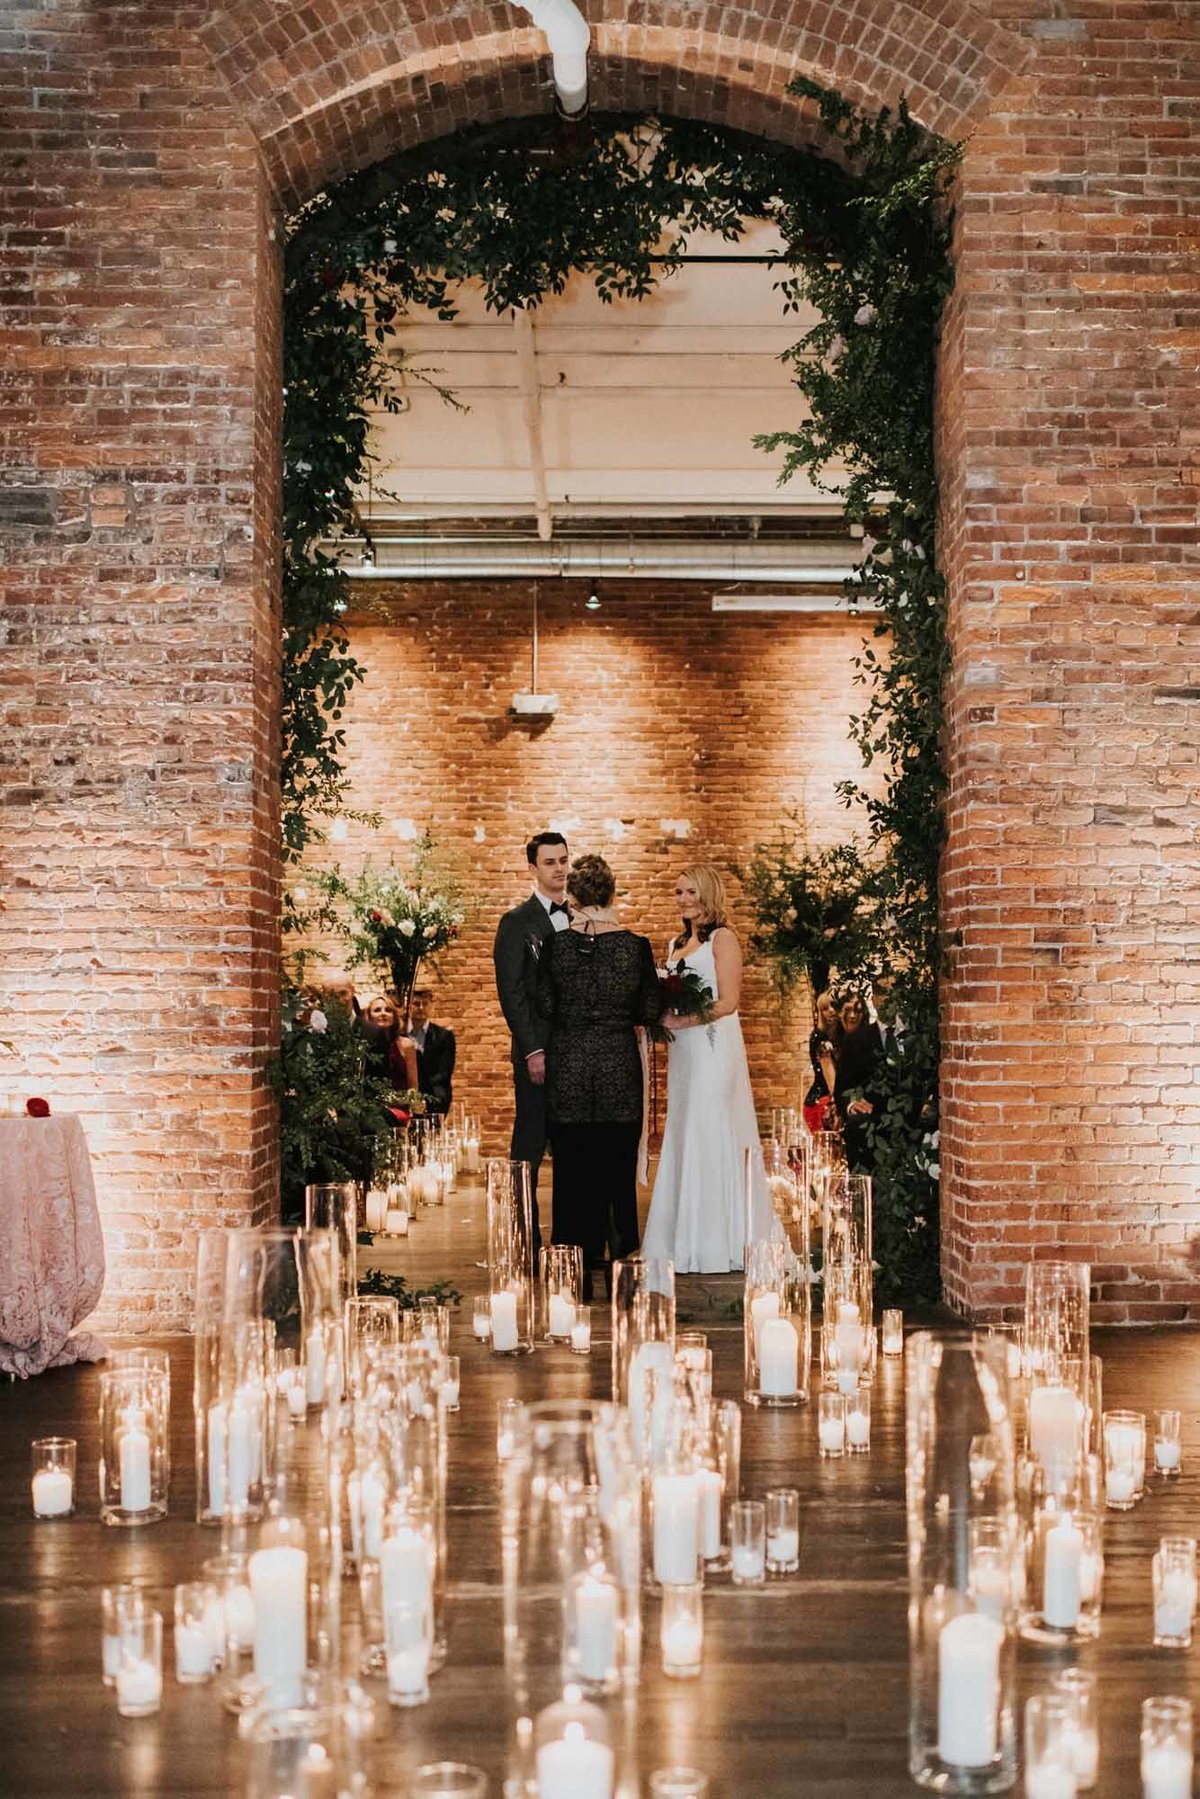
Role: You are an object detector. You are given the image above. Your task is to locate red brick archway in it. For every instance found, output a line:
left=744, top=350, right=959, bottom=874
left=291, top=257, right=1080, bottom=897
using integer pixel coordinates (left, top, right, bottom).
left=4, top=2, right=1198, bottom=1328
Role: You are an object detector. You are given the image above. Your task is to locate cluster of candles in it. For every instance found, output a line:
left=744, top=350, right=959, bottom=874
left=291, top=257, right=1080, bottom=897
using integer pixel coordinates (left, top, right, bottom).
left=472, top=1292, right=592, bottom=1355
left=1023, top=1685, right=1193, bottom=1798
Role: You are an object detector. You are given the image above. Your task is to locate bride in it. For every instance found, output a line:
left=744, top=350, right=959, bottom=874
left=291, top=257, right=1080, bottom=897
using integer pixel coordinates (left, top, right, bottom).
left=642, top=862, right=770, bottom=1273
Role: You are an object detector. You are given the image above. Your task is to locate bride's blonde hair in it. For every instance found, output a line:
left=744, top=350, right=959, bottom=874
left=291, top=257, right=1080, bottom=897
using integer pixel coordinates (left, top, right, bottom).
left=676, top=862, right=728, bottom=937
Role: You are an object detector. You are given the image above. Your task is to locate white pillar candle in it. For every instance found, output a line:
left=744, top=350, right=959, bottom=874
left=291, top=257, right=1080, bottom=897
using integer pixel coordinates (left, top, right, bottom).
left=1142, top=1745, right=1192, bottom=1799
left=1106, top=1466, right=1137, bottom=1505
left=442, top=1374, right=460, bottom=1409
left=464, top=1137, right=481, bottom=1173
left=574, top=1574, right=618, bottom=1684
left=380, top=1527, right=433, bottom=1614
left=305, top=1328, right=326, bottom=1405
left=750, top=1289, right=781, bottom=1354
left=758, top=1317, right=798, bottom=1397
left=1043, top=1515, right=1083, bottom=1629
left=846, top=1405, right=871, bottom=1448
left=969, top=1558, right=1009, bottom=1624
left=1155, top=1569, right=1196, bottom=1639
left=119, top=1427, right=152, bottom=1512
left=695, top=1467, right=723, bottom=1560
left=1155, top=1440, right=1182, bottom=1471
left=473, top=1312, right=491, bottom=1342
left=248, top=1545, right=307, bottom=1708
left=174, top=1622, right=214, bottom=1680
left=767, top=1527, right=800, bottom=1566
left=225, top=1397, right=253, bottom=1511
left=102, top=1635, right=121, bottom=1681
left=570, top=1316, right=591, bottom=1353
left=1026, top=1764, right=1077, bottom=1799
left=365, top=1191, right=386, bottom=1232
left=652, top=1473, right=699, bottom=1586
left=116, top=1658, right=162, bottom=1713
left=286, top=1377, right=307, bottom=1420
left=31, top=1468, right=73, bottom=1517
left=491, top=1290, right=519, bottom=1353
left=536, top=1725, right=615, bottom=1799
left=385, top=1206, right=409, bottom=1236
left=818, top=1413, right=846, bottom=1454
left=1029, top=1385, right=1081, bottom=1469
left=386, top=1638, right=431, bottom=1701
left=937, top=1611, right=1003, bottom=1767
left=627, top=1340, right=673, bottom=1461
left=834, top=1300, right=863, bottom=1376
left=208, top=1399, right=230, bottom=1505
left=662, top=1614, right=703, bottom=1673
left=223, top=1583, right=256, bottom=1649
left=548, top=1292, right=575, bottom=1338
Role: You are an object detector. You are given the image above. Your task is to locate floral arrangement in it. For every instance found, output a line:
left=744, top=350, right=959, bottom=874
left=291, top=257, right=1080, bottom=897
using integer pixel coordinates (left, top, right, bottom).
left=317, top=832, right=468, bottom=1020
left=649, top=964, right=715, bottom=1044
left=741, top=836, right=878, bottom=1001
left=270, top=986, right=418, bottom=1219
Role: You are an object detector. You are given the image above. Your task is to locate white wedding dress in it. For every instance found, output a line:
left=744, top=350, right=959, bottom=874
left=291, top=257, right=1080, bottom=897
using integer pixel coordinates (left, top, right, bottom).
left=642, top=935, right=771, bottom=1273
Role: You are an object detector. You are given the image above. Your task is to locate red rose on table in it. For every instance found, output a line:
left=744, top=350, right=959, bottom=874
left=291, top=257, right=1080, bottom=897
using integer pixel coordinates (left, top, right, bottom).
left=25, top=1097, right=51, bottom=1117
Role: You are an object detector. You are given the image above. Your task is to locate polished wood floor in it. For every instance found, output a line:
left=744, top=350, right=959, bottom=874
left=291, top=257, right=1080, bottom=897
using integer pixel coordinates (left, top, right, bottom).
left=3, top=1180, right=1200, bottom=1795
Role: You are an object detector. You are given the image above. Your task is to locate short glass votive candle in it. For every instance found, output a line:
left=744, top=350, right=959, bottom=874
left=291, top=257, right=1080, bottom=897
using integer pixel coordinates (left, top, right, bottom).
left=471, top=1297, right=492, bottom=1342
left=968, top=1518, right=1015, bottom=1626
left=241, top=1694, right=372, bottom=1797
left=881, top=1308, right=904, bottom=1357
left=174, top=1581, right=219, bottom=1683
left=765, top=1488, right=800, bottom=1573
left=818, top=1391, right=847, bottom=1458
left=846, top=1390, right=871, bottom=1454
left=203, top=1551, right=255, bottom=1686
left=675, top=1330, right=710, bottom=1374
left=384, top=1203, right=410, bottom=1237
left=497, top=1396, right=522, bottom=1464
left=534, top=1690, right=614, bottom=1799
left=649, top=1771, right=710, bottom=1799
left=102, top=1583, right=146, bottom=1686
left=116, top=1608, right=163, bottom=1717
left=1141, top=1696, right=1192, bottom=1799
left=660, top=1581, right=703, bottom=1679
left=1052, top=1667, right=1099, bottom=1791
left=730, top=1499, right=766, bottom=1586
left=570, top=1305, right=592, bottom=1354
left=1025, top=1692, right=1078, bottom=1798
left=385, top=1598, right=433, bottom=1707
left=31, top=1437, right=76, bottom=1517
left=1154, top=1409, right=1182, bottom=1476
left=1103, top=1409, right=1146, bottom=1509
left=440, top=1353, right=461, bottom=1412
left=1153, top=1537, right=1197, bottom=1648
left=408, top=1764, right=488, bottom=1799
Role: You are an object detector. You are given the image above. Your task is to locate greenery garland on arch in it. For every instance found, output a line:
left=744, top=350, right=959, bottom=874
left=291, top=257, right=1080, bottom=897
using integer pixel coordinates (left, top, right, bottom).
left=280, top=82, right=960, bottom=1300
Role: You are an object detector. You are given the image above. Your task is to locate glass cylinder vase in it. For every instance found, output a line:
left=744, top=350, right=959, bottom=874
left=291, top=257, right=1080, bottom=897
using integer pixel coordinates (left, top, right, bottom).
left=540, top=1243, right=583, bottom=1343
left=99, top=1366, right=170, bottom=1526
left=611, top=1256, right=675, bottom=1464
left=304, top=1182, right=359, bottom=1313
left=906, top=1331, right=1018, bottom=1794
left=486, top=1159, right=535, bottom=1356
left=744, top=1245, right=810, bottom=1409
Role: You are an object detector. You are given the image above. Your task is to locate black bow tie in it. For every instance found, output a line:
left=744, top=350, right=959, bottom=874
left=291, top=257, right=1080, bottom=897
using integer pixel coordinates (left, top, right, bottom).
left=549, top=902, right=568, bottom=916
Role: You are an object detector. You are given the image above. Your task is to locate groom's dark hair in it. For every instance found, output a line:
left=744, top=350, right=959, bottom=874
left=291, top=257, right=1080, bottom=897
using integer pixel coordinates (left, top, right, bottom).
left=526, top=830, right=567, bottom=865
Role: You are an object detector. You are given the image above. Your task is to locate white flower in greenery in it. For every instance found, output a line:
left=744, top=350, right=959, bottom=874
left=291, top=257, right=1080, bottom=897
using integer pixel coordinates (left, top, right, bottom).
left=291, top=885, right=308, bottom=904
left=397, top=919, right=416, bottom=938
left=309, top=1009, right=328, bottom=1033
left=853, top=302, right=877, bottom=326
left=929, top=1163, right=941, bottom=1181
left=827, top=333, right=846, bottom=363
left=383, top=237, right=397, bottom=255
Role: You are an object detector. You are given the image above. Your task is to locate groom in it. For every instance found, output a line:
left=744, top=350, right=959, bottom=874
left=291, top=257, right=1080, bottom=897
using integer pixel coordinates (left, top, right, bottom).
left=492, top=830, right=570, bottom=1246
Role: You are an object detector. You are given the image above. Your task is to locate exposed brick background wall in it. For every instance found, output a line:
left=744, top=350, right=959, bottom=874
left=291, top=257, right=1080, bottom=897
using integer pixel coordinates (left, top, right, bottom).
left=4, top=0, right=1197, bottom=1325
left=0, top=5, right=282, bottom=1328
left=301, top=579, right=875, bottom=1147
left=937, top=2, right=1200, bottom=1323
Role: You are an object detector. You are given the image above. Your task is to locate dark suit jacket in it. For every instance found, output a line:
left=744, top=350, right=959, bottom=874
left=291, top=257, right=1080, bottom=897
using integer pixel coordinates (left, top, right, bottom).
left=416, top=1021, right=456, bottom=1116
left=834, top=1021, right=886, bottom=1172
left=494, top=893, right=556, bottom=1065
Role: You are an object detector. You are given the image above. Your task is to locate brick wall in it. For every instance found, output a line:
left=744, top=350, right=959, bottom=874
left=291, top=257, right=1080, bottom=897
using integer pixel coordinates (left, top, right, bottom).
left=303, top=579, right=875, bottom=1147
left=938, top=3, right=1200, bottom=1322
left=0, top=5, right=282, bottom=1328
left=5, top=0, right=1197, bottom=1324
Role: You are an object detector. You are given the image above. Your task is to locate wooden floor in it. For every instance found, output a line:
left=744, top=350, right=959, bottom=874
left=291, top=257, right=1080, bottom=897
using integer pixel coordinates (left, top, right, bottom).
left=3, top=1181, right=1200, bottom=1796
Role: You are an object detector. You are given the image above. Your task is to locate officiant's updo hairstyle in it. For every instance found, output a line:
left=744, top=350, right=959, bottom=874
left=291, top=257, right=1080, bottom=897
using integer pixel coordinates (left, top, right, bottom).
left=567, top=853, right=616, bottom=910
left=678, top=862, right=728, bottom=941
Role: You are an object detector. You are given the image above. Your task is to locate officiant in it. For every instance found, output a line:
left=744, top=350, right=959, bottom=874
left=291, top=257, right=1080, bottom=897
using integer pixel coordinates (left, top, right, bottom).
left=407, top=987, right=456, bottom=1117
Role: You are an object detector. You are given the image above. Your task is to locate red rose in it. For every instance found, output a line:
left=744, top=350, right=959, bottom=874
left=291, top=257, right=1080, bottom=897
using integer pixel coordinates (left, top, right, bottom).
left=387, top=1105, right=412, bottom=1127
left=25, top=1097, right=51, bottom=1117
left=662, top=973, right=685, bottom=999
left=370, top=909, right=383, bottom=922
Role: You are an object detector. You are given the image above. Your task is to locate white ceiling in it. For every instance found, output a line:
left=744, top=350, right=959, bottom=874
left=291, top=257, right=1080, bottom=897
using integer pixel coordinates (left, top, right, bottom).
left=357, top=219, right=847, bottom=536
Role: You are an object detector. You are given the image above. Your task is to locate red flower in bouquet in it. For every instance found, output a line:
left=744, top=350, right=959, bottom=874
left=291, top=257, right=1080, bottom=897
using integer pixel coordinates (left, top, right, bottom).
left=650, top=964, right=715, bottom=1043
left=25, top=1097, right=51, bottom=1117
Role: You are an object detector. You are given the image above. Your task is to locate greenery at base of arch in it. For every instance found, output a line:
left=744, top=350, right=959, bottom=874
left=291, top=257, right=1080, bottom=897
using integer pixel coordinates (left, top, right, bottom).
left=281, top=81, right=960, bottom=1300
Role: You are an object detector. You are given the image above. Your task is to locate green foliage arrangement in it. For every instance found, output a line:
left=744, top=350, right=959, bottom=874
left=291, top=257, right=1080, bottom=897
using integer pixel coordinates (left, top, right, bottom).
left=356, top=1267, right=463, bottom=1313
left=742, top=836, right=877, bottom=1001
left=316, top=832, right=468, bottom=1021
left=280, top=90, right=960, bottom=1299
left=270, top=989, right=417, bottom=1218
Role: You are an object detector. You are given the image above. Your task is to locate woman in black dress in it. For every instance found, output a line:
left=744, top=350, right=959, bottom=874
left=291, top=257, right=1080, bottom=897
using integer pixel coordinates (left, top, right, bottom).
left=536, top=854, right=662, bottom=1291
left=802, top=988, right=842, bottom=1132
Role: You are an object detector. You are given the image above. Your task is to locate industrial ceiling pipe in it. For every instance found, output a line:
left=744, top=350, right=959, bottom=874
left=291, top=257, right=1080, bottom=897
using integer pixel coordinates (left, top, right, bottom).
left=514, top=0, right=590, bottom=117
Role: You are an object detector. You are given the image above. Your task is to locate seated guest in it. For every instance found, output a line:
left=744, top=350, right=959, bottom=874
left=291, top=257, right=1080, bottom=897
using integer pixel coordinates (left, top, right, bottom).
left=802, top=988, right=842, bottom=1133
left=407, top=987, right=456, bottom=1116
left=361, top=994, right=419, bottom=1092
left=833, top=986, right=888, bottom=1172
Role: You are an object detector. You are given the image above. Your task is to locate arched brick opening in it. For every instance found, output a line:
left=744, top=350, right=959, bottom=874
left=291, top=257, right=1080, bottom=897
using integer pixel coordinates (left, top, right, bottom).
left=4, top=1, right=1197, bottom=1328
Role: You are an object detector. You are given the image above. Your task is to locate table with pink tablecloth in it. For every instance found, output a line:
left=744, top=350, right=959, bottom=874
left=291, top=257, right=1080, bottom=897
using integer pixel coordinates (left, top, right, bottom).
left=0, top=1114, right=107, bottom=1377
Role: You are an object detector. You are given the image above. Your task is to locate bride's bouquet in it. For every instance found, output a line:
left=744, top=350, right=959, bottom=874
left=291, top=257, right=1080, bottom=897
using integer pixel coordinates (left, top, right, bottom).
left=649, top=964, right=716, bottom=1044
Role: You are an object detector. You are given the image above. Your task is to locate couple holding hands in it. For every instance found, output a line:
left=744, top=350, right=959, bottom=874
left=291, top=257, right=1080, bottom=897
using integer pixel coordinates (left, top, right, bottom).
left=493, top=830, right=770, bottom=1290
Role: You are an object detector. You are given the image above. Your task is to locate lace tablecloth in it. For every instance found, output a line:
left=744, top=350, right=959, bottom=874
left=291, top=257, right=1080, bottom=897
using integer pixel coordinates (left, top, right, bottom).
left=0, top=1114, right=107, bottom=1377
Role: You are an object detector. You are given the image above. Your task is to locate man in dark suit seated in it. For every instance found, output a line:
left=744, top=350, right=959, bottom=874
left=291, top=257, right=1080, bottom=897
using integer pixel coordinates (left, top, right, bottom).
left=407, top=987, right=456, bottom=1117
left=833, top=979, right=900, bottom=1173
left=492, top=830, right=571, bottom=1246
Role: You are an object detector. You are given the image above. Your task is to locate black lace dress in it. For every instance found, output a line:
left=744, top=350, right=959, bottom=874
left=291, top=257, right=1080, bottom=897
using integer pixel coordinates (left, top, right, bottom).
left=536, top=928, right=663, bottom=1277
